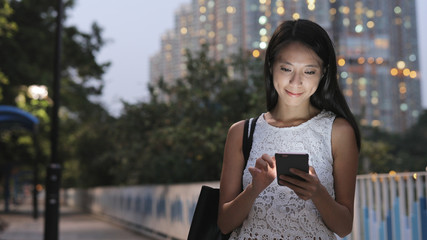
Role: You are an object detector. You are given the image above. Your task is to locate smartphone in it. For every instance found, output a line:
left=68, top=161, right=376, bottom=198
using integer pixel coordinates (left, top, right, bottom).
left=275, top=153, right=309, bottom=185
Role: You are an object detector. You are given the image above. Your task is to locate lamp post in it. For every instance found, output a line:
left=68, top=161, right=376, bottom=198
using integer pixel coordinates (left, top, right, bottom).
left=44, top=0, right=63, bottom=239
left=27, top=84, right=48, bottom=220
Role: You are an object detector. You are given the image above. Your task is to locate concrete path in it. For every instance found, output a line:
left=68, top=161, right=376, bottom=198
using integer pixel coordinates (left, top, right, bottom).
left=0, top=205, right=155, bottom=240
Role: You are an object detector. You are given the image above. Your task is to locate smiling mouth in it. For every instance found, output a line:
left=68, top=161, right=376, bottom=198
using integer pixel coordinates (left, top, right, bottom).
left=286, top=90, right=303, bottom=97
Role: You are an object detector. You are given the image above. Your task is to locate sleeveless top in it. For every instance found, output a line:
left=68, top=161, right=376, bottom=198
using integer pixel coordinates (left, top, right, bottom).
left=229, top=110, right=337, bottom=240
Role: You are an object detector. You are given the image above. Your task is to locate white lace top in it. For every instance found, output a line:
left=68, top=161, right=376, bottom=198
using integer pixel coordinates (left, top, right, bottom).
left=229, top=110, right=337, bottom=240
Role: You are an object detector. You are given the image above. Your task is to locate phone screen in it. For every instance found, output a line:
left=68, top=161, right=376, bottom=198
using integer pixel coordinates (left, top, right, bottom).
left=275, top=153, right=309, bottom=185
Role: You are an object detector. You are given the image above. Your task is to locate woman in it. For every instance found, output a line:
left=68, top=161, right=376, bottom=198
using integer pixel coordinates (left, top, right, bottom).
left=218, top=19, right=360, bottom=239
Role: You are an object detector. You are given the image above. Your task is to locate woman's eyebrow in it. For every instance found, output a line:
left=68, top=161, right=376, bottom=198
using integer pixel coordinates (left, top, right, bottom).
left=276, top=61, right=321, bottom=68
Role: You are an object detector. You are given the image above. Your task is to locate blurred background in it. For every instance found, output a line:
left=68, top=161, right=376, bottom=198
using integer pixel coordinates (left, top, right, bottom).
left=0, top=0, right=426, bottom=204
left=1, top=1, right=427, bottom=239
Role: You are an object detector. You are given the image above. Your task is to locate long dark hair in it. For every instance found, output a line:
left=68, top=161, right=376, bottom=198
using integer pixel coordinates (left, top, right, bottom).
left=264, top=19, right=361, bottom=150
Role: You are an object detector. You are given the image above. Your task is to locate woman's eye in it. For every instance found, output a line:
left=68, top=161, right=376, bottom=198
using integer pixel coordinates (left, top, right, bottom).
left=280, top=67, right=291, bottom=72
left=305, top=70, right=316, bottom=75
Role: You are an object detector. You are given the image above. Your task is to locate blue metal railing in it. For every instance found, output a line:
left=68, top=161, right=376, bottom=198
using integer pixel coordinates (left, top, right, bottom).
left=63, top=172, right=427, bottom=240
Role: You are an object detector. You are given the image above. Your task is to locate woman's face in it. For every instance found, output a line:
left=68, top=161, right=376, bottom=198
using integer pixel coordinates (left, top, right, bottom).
left=272, top=41, right=323, bottom=108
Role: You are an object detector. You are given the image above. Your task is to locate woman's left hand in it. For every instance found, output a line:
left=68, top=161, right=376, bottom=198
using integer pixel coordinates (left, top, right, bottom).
left=278, top=166, right=325, bottom=201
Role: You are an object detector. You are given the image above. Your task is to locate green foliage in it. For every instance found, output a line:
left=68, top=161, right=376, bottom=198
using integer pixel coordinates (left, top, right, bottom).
left=2, top=0, right=425, bottom=188
left=359, top=111, right=427, bottom=174
left=0, top=0, right=112, bottom=188
left=104, top=46, right=265, bottom=185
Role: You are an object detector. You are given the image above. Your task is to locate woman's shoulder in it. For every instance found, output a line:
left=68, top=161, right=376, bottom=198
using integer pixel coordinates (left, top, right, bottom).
left=227, top=120, right=246, bottom=141
left=331, top=117, right=357, bottom=151
left=332, top=117, right=354, bottom=133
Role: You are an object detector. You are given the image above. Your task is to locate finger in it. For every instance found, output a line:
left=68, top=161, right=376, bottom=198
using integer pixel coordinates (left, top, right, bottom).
left=309, top=166, right=316, bottom=176
left=261, top=154, right=275, bottom=168
left=289, top=168, right=310, bottom=181
left=282, top=181, right=311, bottom=200
left=248, top=167, right=261, bottom=177
left=255, top=158, right=268, bottom=171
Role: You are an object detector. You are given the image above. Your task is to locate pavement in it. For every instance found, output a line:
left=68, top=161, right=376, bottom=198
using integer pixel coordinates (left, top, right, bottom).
left=0, top=203, right=155, bottom=240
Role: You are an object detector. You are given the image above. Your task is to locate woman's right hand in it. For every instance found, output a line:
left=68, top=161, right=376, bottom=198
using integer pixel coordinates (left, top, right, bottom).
left=248, top=154, right=276, bottom=193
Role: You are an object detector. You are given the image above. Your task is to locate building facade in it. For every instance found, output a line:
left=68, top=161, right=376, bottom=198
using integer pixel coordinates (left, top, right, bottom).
left=150, top=0, right=422, bottom=132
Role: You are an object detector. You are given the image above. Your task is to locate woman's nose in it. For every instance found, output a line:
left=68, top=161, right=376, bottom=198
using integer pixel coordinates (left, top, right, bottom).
left=289, top=72, right=302, bottom=85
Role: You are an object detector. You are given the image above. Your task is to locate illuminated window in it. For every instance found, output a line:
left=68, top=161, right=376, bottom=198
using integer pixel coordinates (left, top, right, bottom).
left=410, top=71, right=417, bottom=78
left=200, top=6, right=206, bottom=13
left=252, top=49, right=260, bottom=58
left=375, top=57, right=384, bottom=65
left=400, top=103, right=408, bottom=111
left=403, top=68, right=410, bottom=76
left=371, top=98, right=379, bottom=105
left=226, top=34, right=234, bottom=44
left=261, top=36, right=269, bottom=42
left=259, top=28, right=267, bottom=36
left=367, top=21, right=375, bottom=28
left=340, top=6, right=350, bottom=14
left=337, top=58, right=345, bottom=66
left=307, top=0, right=315, bottom=11
left=277, top=7, right=285, bottom=15
left=371, top=91, right=378, bottom=97
left=259, top=42, right=267, bottom=49
left=226, top=6, right=236, bottom=14
left=355, top=24, right=363, bottom=33
left=292, top=13, right=300, bottom=20
left=396, top=61, right=405, bottom=69
left=343, top=18, right=350, bottom=27
left=372, top=120, right=381, bottom=126
left=259, top=16, right=268, bottom=25
left=394, top=6, right=402, bottom=14
left=390, top=68, right=398, bottom=76
left=180, top=27, right=188, bottom=35
left=366, top=10, right=375, bottom=18
left=374, top=38, right=389, bottom=49
left=207, top=0, right=214, bottom=8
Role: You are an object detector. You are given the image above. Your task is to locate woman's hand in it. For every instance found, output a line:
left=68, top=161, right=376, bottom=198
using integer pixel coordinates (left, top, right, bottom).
left=248, top=154, right=277, bottom=194
left=278, top=166, right=325, bottom=201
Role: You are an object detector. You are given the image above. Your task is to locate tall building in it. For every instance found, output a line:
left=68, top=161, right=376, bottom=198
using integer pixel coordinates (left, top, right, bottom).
left=150, top=0, right=422, bottom=132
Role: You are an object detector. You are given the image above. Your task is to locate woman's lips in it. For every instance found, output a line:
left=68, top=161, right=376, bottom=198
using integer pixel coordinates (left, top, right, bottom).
left=286, top=90, right=303, bottom=97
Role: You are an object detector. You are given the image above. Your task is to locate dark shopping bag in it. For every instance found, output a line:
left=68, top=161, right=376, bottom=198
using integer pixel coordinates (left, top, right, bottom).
left=187, top=185, right=230, bottom=240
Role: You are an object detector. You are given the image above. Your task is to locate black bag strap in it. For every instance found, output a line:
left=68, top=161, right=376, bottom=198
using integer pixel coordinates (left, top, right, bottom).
left=242, top=116, right=259, bottom=169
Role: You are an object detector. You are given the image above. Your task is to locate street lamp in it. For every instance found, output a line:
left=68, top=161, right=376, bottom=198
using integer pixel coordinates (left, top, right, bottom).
left=27, top=85, right=48, bottom=220
left=28, top=85, right=48, bottom=100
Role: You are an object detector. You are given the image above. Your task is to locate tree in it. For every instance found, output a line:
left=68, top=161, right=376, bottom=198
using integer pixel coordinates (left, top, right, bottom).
left=0, top=0, right=112, bottom=188
left=395, top=110, right=427, bottom=171
left=105, top=46, right=265, bottom=184
left=0, top=0, right=18, bottom=101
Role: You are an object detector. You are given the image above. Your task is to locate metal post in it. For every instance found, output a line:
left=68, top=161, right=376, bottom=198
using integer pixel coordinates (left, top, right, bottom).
left=32, top=133, right=40, bottom=219
left=44, top=0, right=63, bottom=239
